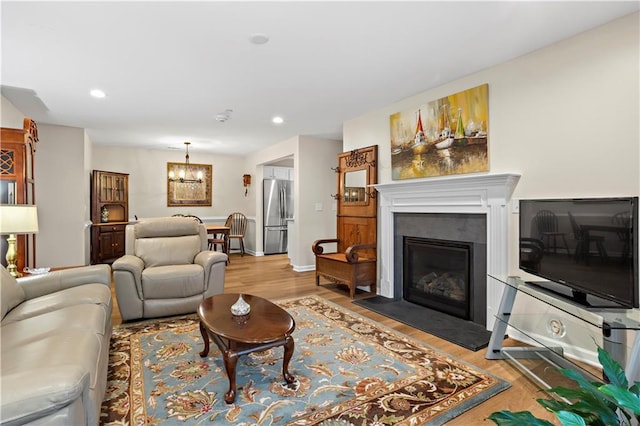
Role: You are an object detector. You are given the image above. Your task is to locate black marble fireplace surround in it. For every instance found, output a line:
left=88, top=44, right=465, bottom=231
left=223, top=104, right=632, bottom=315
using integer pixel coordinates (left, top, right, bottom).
left=394, top=212, right=487, bottom=326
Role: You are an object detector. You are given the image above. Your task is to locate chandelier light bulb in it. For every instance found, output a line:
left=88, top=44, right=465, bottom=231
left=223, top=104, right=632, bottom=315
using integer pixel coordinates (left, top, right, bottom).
left=168, top=141, right=205, bottom=184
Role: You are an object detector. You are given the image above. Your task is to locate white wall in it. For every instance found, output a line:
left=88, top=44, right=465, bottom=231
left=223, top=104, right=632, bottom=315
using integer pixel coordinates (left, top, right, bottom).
left=0, top=96, right=24, bottom=128
left=91, top=145, right=249, bottom=221
left=344, top=11, right=639, bottom=269
left=296, top=136, right=343, bottom=269
left=244, top=135, right=342, bottom=269
left=245, top=135, right=298, bottom=257
left=35, top=123, right=88, bottom=267
left=343, top=12, right=640, bottom=368
left=91, top=145, right=255, bottom=252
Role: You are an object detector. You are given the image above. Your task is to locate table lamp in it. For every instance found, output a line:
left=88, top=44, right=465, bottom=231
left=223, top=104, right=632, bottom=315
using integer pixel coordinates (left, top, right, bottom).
left=0, top=204, right=39, bottom=277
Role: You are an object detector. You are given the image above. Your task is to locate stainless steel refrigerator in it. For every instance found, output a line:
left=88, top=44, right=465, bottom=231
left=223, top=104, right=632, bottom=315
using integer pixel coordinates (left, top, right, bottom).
left=263, top=179, right=293, bottom=254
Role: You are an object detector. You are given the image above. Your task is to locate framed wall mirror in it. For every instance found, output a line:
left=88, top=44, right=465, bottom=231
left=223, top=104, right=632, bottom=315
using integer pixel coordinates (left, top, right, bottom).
left=343, top=169, right=367, bottom=203
left=337, top=145, right=377, bottom=215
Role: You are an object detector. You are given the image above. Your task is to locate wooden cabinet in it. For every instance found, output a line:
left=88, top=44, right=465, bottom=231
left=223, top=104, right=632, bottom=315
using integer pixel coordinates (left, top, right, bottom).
left=264, top=166, right=292, bottom=180
left=90, top=170, right=129, bottom=264
left=0, top=118, right=38, bottom=272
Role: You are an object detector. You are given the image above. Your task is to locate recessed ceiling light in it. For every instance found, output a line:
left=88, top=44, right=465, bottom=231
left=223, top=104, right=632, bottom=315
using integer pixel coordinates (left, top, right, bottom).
left=249, top=33, right=269, bottom=45
left=90, top=89, right=106, bottom=98
left=272, top=116, right=284, bottom=125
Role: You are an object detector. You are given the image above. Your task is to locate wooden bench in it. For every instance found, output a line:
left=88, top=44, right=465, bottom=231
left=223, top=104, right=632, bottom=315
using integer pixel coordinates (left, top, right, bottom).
left=312, top=145, right=378, bottom=299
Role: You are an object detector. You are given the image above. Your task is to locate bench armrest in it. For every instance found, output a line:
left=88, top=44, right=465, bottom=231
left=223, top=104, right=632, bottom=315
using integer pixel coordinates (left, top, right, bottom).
left=312, top=238, right=339, bottom=255
left=345, top=243, right=376, bottom=262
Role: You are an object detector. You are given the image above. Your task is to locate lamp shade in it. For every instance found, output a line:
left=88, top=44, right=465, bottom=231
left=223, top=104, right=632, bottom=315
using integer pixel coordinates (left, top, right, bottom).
left=0, top=205, right=39, bottom=234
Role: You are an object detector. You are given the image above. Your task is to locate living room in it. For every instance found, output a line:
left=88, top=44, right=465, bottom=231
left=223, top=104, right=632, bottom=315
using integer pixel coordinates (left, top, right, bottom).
left=1, top=3, right=639, bottom=425
left=2, top=9, right=637, bottom=273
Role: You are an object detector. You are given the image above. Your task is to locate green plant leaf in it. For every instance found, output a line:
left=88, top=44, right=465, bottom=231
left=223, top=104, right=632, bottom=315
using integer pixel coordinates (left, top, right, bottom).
left=569, top=400, right=619, bottom=425
left=560, top=369, right=602, bottom=394
left=630, top=382, right=640, bottom=398
left=600, top=384, right=640, bottom=415
left=597, top=346, right=628, bottom=388
left=538, top=391, right=619, bottom=425
left=556, top=410, right=586, bottom=426
left=537, top=398, right=572, bottom=412
left=547, top=385, right=595, bottom=400
left=487, top=410, right=554, bottom=425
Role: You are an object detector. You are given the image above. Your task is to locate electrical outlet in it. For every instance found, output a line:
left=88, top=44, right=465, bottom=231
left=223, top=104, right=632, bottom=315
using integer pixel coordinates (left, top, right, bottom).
left=315, top=203, right=323, bottom=211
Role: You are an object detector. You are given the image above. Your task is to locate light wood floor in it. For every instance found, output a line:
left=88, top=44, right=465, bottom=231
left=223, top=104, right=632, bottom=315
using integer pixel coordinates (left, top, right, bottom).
left=110, top=253, right=557, bottom=425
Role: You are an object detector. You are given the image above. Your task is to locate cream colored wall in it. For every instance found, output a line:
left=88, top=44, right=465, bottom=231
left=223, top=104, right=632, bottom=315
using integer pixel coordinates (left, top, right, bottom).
left=344, top=12, right=639, bottom=274
left=244, top=135, right=342, bottom=269
left=245, top=135, right=298, bottom=257
left=343, top=12, right=639, bottom=368
left=0, top=97, right=24, bottom=128
left=90, top=144, right=253, bottom=247
left=296, top=136, right=343, bottom=269
left=83, top=131, right=93, bottom=264
left=35, top=123, right=88, bottom=267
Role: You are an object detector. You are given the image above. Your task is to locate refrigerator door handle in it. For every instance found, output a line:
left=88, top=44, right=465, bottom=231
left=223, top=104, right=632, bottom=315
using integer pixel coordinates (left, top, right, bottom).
left=281, top=185, right=286, bottom=223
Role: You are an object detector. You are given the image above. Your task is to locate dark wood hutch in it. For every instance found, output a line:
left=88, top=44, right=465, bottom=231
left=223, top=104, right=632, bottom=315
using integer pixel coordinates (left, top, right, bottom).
left=0, top=118, right=38, bottom=272
left=90, top=170, right=129, bottom=264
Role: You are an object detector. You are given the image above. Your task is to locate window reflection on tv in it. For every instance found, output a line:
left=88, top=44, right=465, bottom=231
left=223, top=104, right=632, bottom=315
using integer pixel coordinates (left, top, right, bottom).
left=519, top=197, right=638, bottom=309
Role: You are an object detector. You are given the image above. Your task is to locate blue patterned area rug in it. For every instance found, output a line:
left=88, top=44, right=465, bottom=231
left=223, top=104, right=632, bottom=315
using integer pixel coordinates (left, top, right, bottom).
left=100, top=295, right=509, bottom=425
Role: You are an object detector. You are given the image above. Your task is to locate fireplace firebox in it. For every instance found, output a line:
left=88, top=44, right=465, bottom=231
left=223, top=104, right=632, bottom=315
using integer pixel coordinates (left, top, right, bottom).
left=403, top=236, right=473, bottom=320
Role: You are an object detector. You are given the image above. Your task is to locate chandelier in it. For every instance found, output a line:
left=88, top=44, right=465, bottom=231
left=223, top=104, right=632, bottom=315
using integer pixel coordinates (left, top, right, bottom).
left=168, top=142, right=203, bottom=183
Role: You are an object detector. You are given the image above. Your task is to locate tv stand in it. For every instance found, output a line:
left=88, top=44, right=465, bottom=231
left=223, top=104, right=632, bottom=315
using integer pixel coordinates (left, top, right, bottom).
left=487, top=275, right=640, bottom=386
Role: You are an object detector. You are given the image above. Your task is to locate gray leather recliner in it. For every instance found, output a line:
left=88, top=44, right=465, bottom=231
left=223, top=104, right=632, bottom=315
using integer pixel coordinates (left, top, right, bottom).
left=112, top=216, right=227, bottom=321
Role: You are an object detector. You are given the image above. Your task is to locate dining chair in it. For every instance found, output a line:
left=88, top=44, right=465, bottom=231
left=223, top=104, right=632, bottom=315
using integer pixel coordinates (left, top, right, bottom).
left=226, top=212, right=248, bottom=256
left=534, top=209, right=569, bottom=255
left=568, top=211, right=607, bottom=264
left=208, top=229, right=228, bottom=253
left=612, top=211, right=632, bottom=261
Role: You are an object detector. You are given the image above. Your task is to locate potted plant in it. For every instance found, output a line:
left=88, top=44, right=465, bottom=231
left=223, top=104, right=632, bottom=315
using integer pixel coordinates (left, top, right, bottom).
left=488, top=347, right=640, bottom=425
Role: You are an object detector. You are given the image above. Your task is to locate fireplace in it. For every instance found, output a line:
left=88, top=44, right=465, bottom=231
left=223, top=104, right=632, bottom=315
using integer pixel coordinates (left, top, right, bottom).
left=395, top=213, right=487, bottom=326
left=374, top=173, right=520, bottom=330
left=403, top=237, right=473, bottom=320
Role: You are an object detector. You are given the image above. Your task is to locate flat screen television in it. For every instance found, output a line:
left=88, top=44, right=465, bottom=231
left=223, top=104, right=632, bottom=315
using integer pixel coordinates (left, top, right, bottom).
left=519, top=197, right=638, bottom=309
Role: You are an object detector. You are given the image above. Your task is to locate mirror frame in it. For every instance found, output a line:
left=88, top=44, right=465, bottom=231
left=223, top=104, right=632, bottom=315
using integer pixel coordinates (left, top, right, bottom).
left=337, top=145, right=377, bottom=211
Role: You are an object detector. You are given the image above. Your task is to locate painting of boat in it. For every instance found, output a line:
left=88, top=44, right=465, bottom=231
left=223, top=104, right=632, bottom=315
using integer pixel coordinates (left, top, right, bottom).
left=411, top=109, right=430, bottom=154
left=389, top=84, right=489, bottom=180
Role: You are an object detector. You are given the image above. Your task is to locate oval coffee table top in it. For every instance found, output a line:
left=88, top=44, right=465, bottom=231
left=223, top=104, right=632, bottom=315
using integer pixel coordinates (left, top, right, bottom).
left=198, top=293, right=295, bottom=344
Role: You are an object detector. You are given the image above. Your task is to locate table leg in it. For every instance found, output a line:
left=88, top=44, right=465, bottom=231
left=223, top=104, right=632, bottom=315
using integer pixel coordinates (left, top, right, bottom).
left=198, top=321, right=210, bottom=357
left=222, top=351, right=239, bottom=403
left=282, top=335, right=295, bottom=384
left=224, top=232, right=230, bottom=264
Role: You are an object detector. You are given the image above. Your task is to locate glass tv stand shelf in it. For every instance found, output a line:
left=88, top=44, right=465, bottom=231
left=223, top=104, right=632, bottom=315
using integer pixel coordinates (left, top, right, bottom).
left=486, top=274, right=640, bottom=387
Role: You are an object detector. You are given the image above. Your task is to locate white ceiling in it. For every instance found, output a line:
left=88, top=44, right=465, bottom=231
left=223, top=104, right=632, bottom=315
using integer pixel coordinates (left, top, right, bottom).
left=2, top=1, right=638, bottom=156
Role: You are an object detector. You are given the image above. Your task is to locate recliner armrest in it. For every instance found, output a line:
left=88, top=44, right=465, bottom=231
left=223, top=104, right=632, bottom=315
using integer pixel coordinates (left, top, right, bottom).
left=194, top=250, right=228, bottom=270
left=312, top=239, right=339, bottom=255
left=112, top=255, right=144, bottom=278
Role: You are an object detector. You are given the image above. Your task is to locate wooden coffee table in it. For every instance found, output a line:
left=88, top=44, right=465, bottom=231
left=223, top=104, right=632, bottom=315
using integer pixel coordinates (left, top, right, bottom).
left=197, top=293, right=296, bottom=403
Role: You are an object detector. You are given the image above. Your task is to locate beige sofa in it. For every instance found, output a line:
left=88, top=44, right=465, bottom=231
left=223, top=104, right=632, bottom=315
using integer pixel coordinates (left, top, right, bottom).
left=0, top=264, right=112, bottom=426
left=112, top=216, right=227, bottom=321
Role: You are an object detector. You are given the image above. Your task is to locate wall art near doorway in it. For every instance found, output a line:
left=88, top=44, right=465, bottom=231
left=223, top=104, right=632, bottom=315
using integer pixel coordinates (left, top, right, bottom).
left=390, top=84, right=489, bottom=180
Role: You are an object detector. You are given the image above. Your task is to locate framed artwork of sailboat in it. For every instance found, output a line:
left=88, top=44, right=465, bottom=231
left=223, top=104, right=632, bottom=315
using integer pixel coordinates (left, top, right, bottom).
left=390, top=84, right=489, bottom=180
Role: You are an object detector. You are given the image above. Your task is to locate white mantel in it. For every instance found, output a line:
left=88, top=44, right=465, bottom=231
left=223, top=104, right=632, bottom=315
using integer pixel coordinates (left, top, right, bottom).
left=374, top=172, right=520, bottom=329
